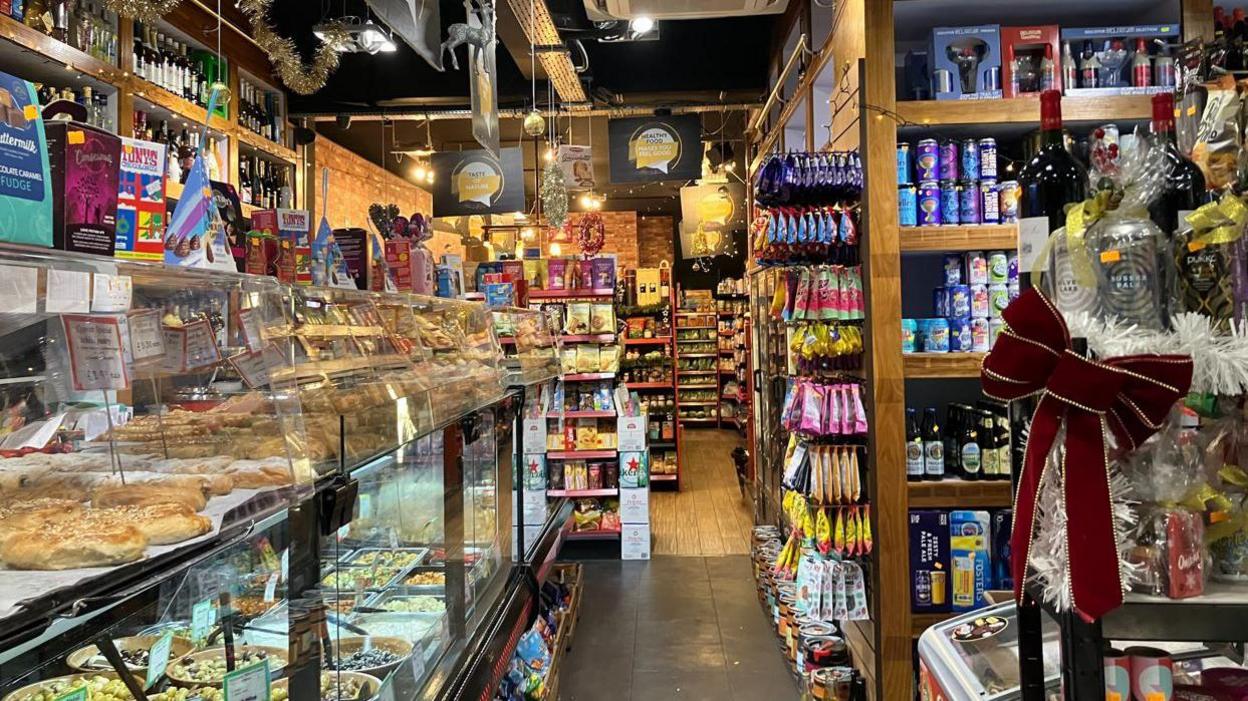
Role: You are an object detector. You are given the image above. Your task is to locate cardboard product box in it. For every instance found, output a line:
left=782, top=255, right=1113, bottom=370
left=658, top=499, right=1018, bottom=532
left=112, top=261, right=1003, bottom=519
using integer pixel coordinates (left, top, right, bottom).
left=619, top=487, right=650, bottom=524
left=991, top=509, right=1013, bottom=591
left=1061, top=24, right=1181, bottom=96
left=501, top=260, right=524, bottom=284
left=521, top=488, right=548, bottom=526
left=114, top=137, right=166, bottom=260
left=45, top=121, right=120, bottom=255
left=930, top=25, right=1003, bottom=101
left=909, top=510, right=951, bottom=613
left=950, top=533, right=988, bottom=613
left=621, top=523, right=651, bottom=560
left=251, top=209, right=311, bottom=283
left=619, top=450, right=649, bottom=488
left=617, top=414, right=646, bottom=452
left=0, top=73, right=52, bottom=248
left=210, top=181, right=244, bottom=272
left=384, top=238, right=414, bottom=291
left=519, top=453, right=546, bottom=491
left=437, top=254, right=465, bottom=298
left=1001, top=26, right=1060, bottom=97
left=333, top=227, right=369, bottom=289
left=522, top=418, right=547, bottom=454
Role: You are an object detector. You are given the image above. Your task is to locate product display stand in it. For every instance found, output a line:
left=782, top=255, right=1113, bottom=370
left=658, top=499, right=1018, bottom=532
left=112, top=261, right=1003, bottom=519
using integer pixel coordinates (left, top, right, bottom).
left=675, top=285, right=720, bottom=425
left=715, top=286, right=751, bottom=435
left=617, top=267, right=681, bottom=488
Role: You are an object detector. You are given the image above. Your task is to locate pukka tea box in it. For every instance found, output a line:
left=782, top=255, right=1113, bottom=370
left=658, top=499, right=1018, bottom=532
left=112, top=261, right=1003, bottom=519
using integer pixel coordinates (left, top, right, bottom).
left=45, top=121, right=120, bottom=256
left=909, top=510, right=951, bottom=613
left=114, top=137, right=166, bottom=261
left=252, top=209, right=311, bottom=284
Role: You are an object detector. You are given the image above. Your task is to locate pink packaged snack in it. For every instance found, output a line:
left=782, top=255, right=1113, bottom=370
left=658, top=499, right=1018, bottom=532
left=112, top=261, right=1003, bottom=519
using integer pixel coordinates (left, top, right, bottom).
left=850, top=384, right=868, bottom=434
left=816, top=268, right=834, bottom=321
left=784, top=269, right=800, bottom=321
left=847, top=266, right=865, bottom=319
left=792, top=269, right=811, bottom=322
left=800, top=381, right=825, bottom=435
left=783, top=380, right=806, bottom=432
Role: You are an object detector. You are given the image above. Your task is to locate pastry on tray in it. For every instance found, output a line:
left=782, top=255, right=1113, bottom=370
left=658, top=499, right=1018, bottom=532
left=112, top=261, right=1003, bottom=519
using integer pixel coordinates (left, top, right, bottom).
left=90, top=484, right=208, bottom=512
left=95, top=504, right=213, bottom=545
left=1, top=518, right=148, bottom=569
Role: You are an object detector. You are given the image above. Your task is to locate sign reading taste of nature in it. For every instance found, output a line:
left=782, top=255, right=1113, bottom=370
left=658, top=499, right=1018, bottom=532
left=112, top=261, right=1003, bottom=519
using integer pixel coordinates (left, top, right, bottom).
left=431, top=147, right=524, bottom=217
left=608, top=115, right=702, bottom=183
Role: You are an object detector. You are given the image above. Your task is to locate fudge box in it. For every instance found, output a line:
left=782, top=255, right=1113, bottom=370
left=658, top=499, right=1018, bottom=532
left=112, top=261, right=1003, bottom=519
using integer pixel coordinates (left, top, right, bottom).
left=0, top=71, right=52, bottom=248
left=929, top=25, right=1003, bottom=100
left=46, top=121, right=120, bottom=255
left=909, top=510, right=951, bottom=613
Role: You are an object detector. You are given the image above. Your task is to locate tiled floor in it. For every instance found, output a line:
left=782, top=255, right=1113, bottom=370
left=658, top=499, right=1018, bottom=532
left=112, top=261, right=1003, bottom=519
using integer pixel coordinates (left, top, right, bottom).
left=558, top=556, right=799, bottom=701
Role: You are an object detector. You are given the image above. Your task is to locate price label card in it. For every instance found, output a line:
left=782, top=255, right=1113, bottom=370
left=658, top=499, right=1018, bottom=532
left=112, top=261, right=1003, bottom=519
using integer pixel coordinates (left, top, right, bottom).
left=183, top=319, right=222, bottom=370
left=223, top=659, right=271, bottom=701
left=0, top=264, right=37, bottom=314
left=1017, top=216, right=1050, bottom=280
left=45, top=269, right=90, bottom=313
left=227, top=348, right=271, bottom=389
left=409, top=646, right=426, bottom=684
left=280, top=549, right=289, bottom=582
left=91, top=273, right=132, bottom=312
left=190, top=598, right=214, bottom=645
left=161, top=325, right=187, bottom=373
left=145, top=630, right=175, bottom=689
left=61, top=314, right=129, bottom=391
left=263, top=572, right=278, bottom=602
left=127, top=309, right=165, bottom=363
left=52, top=688, right=87, bottom=701
left=236, top=308, right=264, bottom=351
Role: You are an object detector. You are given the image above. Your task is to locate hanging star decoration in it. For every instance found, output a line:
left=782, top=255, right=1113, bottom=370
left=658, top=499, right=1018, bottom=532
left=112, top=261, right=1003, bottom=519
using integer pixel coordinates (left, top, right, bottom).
left=541, top=159, right=568, bottom=229
left=575, top=212, right=605, bottom=258
left=237, top=0, right=351, bottom=95
left=104, top=0, right=181, bottom=22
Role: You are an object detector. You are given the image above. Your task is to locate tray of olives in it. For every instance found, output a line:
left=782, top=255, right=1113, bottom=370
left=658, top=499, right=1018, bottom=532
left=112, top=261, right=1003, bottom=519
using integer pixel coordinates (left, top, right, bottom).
left=323, top=637, right=413, bottom=677
left=3, top=673, right=143, bottom=701
left=167, top=645, right=287, bottom=687
left=67, top=636, right=196, bottom=675
left=271, top=671, right=380, bottom=701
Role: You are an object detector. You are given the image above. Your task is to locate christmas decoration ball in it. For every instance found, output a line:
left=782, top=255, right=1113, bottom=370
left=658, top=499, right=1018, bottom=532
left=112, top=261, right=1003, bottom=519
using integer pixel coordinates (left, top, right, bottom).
left=523, top=110, right=546, bottom=137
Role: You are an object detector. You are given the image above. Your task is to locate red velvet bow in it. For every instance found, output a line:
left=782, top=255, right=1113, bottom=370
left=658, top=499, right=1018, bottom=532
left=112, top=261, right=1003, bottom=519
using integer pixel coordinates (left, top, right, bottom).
left=981, top=288, right=1192, bottom=620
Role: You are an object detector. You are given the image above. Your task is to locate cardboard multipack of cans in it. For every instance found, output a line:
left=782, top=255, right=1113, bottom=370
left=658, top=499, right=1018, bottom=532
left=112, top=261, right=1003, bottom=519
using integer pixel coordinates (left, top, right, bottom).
left=910, top=508, right=1012, bottom=614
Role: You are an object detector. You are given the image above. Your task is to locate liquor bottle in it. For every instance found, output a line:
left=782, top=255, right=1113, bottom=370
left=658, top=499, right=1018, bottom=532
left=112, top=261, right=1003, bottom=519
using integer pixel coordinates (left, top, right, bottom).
left=979, top=410, right=998, bottom=478
left=132, top=21, right=144, bottom=78
left=906, top=408, right=923, bottom=481
left=959, top=412, right=980, bottom=480
left=252, top=159, right=265, bottom=208
left=1131, top=38, right=1152, bottom=87
left=23, top=0, right=46, bottom=31
left=1154, top=44, right=1176, bottom=88
left=1020, top=90, right=1090, bottom=313
left=922, top=407, right=944, bottom=481
left=50, top=0, right=69, bottom=43
left=239, top=158, right=251, bottom=205
left=1061, top=42, right=1077, bottom=91
left=1039, top=43, right=1056, bottom=92
left=993, top=407, right=1012, bottom=480
left=942, top=404, right=961, bottom=478
left=1148, top=92, right=1208, bottom=237
left=1080, top=40, right=1099, bottom=88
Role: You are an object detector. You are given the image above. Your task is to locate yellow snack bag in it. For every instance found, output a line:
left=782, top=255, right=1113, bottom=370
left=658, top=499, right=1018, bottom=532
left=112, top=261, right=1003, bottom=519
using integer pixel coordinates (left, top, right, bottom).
left=833, top=507, right=846, bottom=554
left=816, top=508, right=832, bottom=555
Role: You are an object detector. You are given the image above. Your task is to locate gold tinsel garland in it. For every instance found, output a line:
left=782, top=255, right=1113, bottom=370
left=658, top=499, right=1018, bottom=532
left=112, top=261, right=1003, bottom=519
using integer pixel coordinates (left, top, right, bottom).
left=103, top=0, right=182, bottom=22
left=237, top=0, right=350, bottom=95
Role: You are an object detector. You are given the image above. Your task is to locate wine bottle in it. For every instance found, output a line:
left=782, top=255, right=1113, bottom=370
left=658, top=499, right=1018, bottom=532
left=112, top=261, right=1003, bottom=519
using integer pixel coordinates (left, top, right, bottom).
left=1148, top=92, right=1209, bottom=237
left=942, top=404, right=960, bottom=478
left=959, top=412, right=981, bottom=480
left=922, top=407, right=944, bottom=481
left=1019, top=90, right=1090, bottom=312
left=906, top=408, right=923, bottom=481
left=1039, top=43, right=1056, bottom=92
left=978, top=410, right=998, bottom=478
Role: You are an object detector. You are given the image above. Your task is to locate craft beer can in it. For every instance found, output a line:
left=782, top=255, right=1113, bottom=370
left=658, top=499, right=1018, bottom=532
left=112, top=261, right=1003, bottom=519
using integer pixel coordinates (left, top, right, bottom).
left=938, top=140, right=959, bottom=181
left=998, top=180, right=1020, bottom=223
left=960, top=138, right=980, bottom=182
left=987, top=250, right=1009, bottom=284
left=933, top=286, right=949, bottom=317
left=988, top=283, right=1010, bottom=317
left=980, top=179, right=1000, bottom=224
left=942, top=254, right=963, bottom=286
left=965, top=250, right=988, bottom=285
left=971, top=317, right=991, bottom=352
left=940, top=180, right=960, bottom=226
left=899, top=184, right=918, bottom=227
left=947, top=284, right=971, bottom=318
left=897, top=142, right=912, bottom=184
left=915, top=139, right=940, bottom=181
left=970, top=284, right=990, bottom=318
left=949, top=317, right=974, bottom=352
left=917, top=181, right=941, bottom=226
left=959, top=179, right=981, bottom=225
left=978, top=138, right=998, bottom=179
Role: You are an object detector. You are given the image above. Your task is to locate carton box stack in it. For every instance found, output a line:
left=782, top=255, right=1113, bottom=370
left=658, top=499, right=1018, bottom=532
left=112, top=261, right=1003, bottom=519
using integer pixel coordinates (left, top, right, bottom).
left=618, top=406, right=651, bottom=560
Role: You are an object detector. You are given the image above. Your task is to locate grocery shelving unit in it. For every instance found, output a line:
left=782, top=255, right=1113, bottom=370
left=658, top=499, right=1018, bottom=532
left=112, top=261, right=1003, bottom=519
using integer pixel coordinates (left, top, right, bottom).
left=715, top=292, right=752, bottom=435
left=617, top=269, right=682, bottom=488
left=675, top=286, right=720, bottom=427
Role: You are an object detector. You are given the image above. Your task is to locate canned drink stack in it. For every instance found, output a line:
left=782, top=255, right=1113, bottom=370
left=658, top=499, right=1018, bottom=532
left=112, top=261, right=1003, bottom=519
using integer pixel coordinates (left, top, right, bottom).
left=980, top=180, right=1000, bottom=224
left=960, top=138, right=980, bottom=182
left=917, top=181, right=941, bottom=226
left=916, top=139, right=939, bottom=181
left=940, top=181, right=960, bottom=226
left=899, top=184, right=918, bottom=227
left=938, top=140, right=959, bottom=181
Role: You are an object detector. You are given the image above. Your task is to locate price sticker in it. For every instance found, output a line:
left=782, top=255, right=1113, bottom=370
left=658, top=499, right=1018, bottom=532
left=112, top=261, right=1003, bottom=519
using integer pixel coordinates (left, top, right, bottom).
left=61, top=314, right=129, bottom=391
left=227, top=348, right=271, bottom=389
left=52, top=688, right=87, bottom=701
left=183, top=319, right=222, bottom=370
left=236, top=308, right=264, bottom=351
left=263, top=573, right=279, bottom=603
left=222, top=659, right=270, bottom=701
left=0, top=264, right=38, bottom=314
left=190, top=598, right=214, bottom=646
left=1146, top=694, right=1165, bottom=701
left=45, top=269, right=90, bottom=313
left=409, top=645, right=426, bottom=684
left=145, top=630, right=175, bottom=689
left=280, top=549, right=289, bottom=582
left=127, top=309, right=165, bottom=363
left=91, top=273, right=132, bottom=312
left=1188, top=240, right=1207, bottom=252
left=22, top=104, right=37, bottom=121
left=67, top=130, right=85, bottom=145
left=1107, top=693, right=1122, bottom=701
left=1100, top=249, right=1121, bottom=263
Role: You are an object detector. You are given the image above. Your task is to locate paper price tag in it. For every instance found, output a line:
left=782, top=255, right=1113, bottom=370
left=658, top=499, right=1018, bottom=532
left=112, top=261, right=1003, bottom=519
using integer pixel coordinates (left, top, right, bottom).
left=280, top=549, right=289, bottom=582
left=0, top=264, right=37, bottom=314
left=409, top=646, right=426, bottom=684
left=1146, top=694, right=1165, bottom=701
left=190, top=598, right=214, bottom=645
left=61, top=314, right=129, bottom=391
left=263, top=573, right=279, bottom=602
left=45, top=269, right=90, bottom=313
left=52, top=688, right=87, bottom=701
left=127, top=309, right=165, bottom=362
left=67, top=130, right=85, bottom=145
left=161, top=326, right=187, bottom=373
left=145, top=630, right=175, bottom=689
left=1107, top=693, right=1122, bottom=701
left=184, top=319, right=222, bottom=370
left=223, top=659, right=270, bottom=701
left=236, top=308, right=264, bottom=352
left=91, top=273, right=132, bottom=312
left=22, top=104, right=37, bottom=121
left=227, top=348, right=271, bottom=389
left=1100, top=250, right=1122, bottom=263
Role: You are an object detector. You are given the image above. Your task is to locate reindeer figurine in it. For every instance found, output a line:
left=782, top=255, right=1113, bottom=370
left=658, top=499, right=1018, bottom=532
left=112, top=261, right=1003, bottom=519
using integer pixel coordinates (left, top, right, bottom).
left=441, top=0, right=495, bottom=71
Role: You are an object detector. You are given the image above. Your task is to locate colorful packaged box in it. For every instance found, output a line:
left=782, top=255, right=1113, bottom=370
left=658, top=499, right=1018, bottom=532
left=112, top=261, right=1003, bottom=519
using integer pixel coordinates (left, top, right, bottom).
left=909, top=510, right=951, bottom=613
left=591, top=256, right=617, bottom=290
left=483, top=282, right=515, bottom=308
left=384, top=238, right=413, bottom=291
left=114, top=137, right=166, bottom=260
left=930, top=25, right=1003, bottom=101
left=252, top=209, right=311, bottom=283
left=950, top=509, right=991, bottom=611
left=501, top=260, right=525, bottom=284
left=45, top=121, right=120, bottom=255
left=619, top=487, right=650, bottom=524
left=578, top=259, right=595, bottom=290
left=0, top=71, right=52, bottom=248
left=1001, top=26, right=1061, bottom=97
left=547, top=259, right=568, bottom=290
left=333, top=227, right=368, bottom=289
left=1060, top=25, right=1181, bottom=96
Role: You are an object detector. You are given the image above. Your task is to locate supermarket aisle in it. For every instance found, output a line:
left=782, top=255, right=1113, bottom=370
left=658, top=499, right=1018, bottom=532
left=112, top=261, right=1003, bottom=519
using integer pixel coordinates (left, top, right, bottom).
left=558, top=556, right=797, bottom=701
left=650, top=428, right=753, bottom=556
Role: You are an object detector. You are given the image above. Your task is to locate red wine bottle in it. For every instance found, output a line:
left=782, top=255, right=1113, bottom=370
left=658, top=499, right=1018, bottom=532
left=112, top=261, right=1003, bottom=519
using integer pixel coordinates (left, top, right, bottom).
left=1147, top=92, right=1209, bottom=237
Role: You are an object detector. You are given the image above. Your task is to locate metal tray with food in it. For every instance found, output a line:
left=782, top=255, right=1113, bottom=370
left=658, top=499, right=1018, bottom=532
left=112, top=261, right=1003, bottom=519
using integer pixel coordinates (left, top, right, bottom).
left=319, top=565, right=403, bottom=592
left=167, top=645, right=288, bottom=686
left=341, top=547, right=430, bottom=572
left=323, top=636, right=413, bottom=678
left=271, top=671, right=380, bottom=701
left=67, top=635, right=196, bottom=675
left=361, top=590, right=447, bottom=615
left=391, top=566, right=447, bottom=593
left=340, top=610, right=444, bottom=643
left=2, top=673, right=143, bottom=701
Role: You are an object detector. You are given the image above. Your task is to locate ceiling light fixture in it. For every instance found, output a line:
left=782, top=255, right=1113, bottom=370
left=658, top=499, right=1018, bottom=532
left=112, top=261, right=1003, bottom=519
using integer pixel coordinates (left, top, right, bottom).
left=629, top=16, right=655, bottom=35
left=314, top=18, right=397, bottom=55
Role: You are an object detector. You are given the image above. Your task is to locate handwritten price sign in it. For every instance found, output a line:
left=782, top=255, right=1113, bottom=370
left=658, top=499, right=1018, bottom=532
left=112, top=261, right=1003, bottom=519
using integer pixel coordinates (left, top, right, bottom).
left=61, top=314, right=129, bottom=391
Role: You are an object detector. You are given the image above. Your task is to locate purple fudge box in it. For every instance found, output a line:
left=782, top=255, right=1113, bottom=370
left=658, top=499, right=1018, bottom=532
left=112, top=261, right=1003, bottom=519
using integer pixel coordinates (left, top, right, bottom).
left=45, top=121, right=120, bottom=256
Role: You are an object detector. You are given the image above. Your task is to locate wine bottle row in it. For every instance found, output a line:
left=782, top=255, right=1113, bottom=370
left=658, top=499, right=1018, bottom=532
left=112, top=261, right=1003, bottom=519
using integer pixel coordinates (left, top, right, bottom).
left=131, top=20, right=224, bottom=110
left=9, top=0, right=118, bottom=64
left=906, top=402, right=1013, bottom=482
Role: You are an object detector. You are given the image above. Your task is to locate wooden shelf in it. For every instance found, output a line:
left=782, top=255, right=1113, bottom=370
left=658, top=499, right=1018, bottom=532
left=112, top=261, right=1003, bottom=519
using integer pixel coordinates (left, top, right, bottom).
left=908, top=479, right=1013, bottom=509
left=0, top=14, right=126, bottom=87
left=903, top=353, right=985, bottom=379
left=547, top=488, right=617, bottom=497
left=236, top=126, right=298, bottom=164
left=547, top=450, right=617, bottom=460
left=623, top=337, right=671, bottom=346
left=896, top=93, right=1155, bottom=128
left=129, top=75, right=232, bottom=133
left=547, top=410, right=616, bottom=419
left=912, top=612, right=953, bottom=637
left=622, top=382, right=673, bottom=390
left=528, top=288, right=615, bottom=299
left=563, top=372, right=615, bottom=381
left=899, top=225, right=1017, bottom=253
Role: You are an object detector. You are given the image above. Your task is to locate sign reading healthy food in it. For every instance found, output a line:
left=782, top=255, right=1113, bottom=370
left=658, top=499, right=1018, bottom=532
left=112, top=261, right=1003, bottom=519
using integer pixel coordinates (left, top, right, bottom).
left=0, top=70, right=53, bottom=247
left=608, top=115, right=702, bottom=183
left=430, top=148, right=524, bottom=216
left=163, top=86, right=234, bottom=271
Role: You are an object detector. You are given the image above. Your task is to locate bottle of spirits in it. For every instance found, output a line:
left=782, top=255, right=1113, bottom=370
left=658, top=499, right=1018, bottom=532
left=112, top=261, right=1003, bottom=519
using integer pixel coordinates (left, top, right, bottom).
left=1080, top=40, right=1100, bottom=88
left=906, top=408, right=923, bottom=481
left=942, top=404, right=961, bottom=478
left=978, top=410, right=998, bottom=478
left=922, top=407, right=944, bottom=481
left=1131, top=38, right=1152, bottom=87
left=1061, top=41, right=1077, bottom=91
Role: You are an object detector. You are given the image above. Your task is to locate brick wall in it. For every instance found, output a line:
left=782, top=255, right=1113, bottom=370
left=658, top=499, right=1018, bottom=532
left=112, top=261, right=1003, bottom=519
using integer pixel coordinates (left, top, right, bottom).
left=311, top=135, right=463, bottom=259
left=567, top=211, right=639, bottom=270
left=637, top=215, right=675, bottom=268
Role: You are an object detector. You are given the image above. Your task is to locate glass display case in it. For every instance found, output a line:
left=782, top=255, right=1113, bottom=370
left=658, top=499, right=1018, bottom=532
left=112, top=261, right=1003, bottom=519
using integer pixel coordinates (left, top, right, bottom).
left=492, top=307, right=560, bottom=388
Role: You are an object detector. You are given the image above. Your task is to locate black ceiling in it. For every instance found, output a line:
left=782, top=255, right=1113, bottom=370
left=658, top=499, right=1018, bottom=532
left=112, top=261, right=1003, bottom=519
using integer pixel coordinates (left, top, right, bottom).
left=277, top=0, right=777, bottom=115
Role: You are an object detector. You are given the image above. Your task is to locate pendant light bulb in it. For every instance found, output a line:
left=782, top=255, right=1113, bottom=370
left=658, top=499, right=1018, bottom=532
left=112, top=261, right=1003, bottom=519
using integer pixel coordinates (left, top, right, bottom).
left=523, top=109, right=545, bottom=137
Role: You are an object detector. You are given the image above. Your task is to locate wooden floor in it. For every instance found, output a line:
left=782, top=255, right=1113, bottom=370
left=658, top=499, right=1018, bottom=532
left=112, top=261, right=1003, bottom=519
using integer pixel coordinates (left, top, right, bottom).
left=650, top=427, right=753, bottom=556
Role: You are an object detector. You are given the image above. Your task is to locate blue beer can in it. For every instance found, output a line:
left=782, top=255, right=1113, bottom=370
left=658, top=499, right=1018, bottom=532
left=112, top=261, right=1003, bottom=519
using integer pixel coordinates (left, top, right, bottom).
left=959, top=180, right=981, bottom=225
left=901, top=319, right=918, bottom=353
left=938, top=140, right=959, bottom=181
left=978, top=138, right=998, bottom=179
left=898, top=184, right=918, bottom=227
left=924, top=318, right=951, bottom=353
left=960, top=138, right=980, bottom=182
left=949, top=317, right=974, bottom=352
left=939, top=180, right=960, bottom=226
left=897, top=142, right=912, bottom=184
left=933, top=286, right=949, bottom=317
left=980, top=179, right=1000, bottom=224
left=917, top=180, right=941, bottom=226
left=947, top=284, right=971, bottom=318
left=942, top=254, right=963, bottom=286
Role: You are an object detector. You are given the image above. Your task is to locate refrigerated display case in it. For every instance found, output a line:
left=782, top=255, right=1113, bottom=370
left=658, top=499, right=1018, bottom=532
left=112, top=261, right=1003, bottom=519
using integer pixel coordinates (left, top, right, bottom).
left=492, top=307, right=560, bottom=388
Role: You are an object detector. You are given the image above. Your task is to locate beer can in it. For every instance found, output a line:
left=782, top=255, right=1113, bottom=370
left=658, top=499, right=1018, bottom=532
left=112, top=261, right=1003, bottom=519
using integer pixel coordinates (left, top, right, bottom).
left=901, top=318, right=918, bottom=353
left=987, top=250, right=1009, bottom=284
left=988, top=283, right=1009, bottom=317
left=949, top=317, right=974, bottom=352
left=965, top=250, right=988, bottom=285
left=1007, top=252, right=1020, bottom=283
left=1008, top=281, right=1020, bottom=302
left=942, top=253, right=963, bottom=286
left=978, top=138, right=998, bottom=179
left=897, top=142, right=912, bottom=184
left=899, top=184, right=918, bottom=227
left=938, top=140, right=959, bottom=181
left=933, top=286, right=949, bottom=317
left=960, top=138, right=980, bottom=182
left=940, top=180, right=960, bottom=226
left=989, top=318, right=1007, bottom=348
left=947, top=284, right=971, bottom=318
left=980, top=179, right=1000, bottom=224
left=924, top=318, right=950, bottom=353
left=970, top=283, right=990, bottom=318
left=971, top=317, right=991, bottom=352
left=998, top=180, right=1020, bottom=222
left=915, top=139, right=940, bottom=181
left=917, top=180, right=941, bottom=226
left=959, top=179, right=981, bottom=225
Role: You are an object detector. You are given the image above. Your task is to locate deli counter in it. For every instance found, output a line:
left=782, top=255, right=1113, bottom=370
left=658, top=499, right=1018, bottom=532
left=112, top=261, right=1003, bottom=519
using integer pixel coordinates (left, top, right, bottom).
left=0, top=247, right=566, bottom=701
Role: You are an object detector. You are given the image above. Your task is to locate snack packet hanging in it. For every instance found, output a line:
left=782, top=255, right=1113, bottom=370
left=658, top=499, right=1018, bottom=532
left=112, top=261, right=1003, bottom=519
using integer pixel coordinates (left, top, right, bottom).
left=844, top=506, right=858, bottom=557
left=816, top=507, right=832, bottom=555
left=850, top=384, right=869, bottom=434
left=800, top=381, right=825, bottom=435
left=833, top=507, right=846, bottom=554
